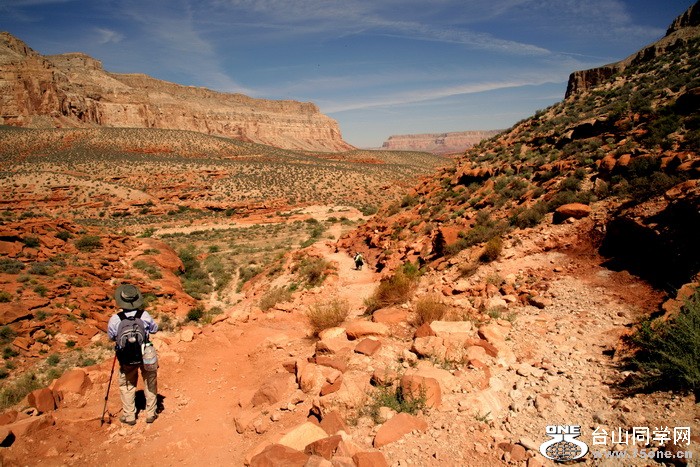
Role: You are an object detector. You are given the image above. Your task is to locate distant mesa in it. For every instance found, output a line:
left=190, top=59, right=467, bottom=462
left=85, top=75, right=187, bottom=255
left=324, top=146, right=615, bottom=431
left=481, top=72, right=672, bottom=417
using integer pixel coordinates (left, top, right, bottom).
left=0, top=32, right=353, bottom=152
left=381, top=130, right=504, bottom=155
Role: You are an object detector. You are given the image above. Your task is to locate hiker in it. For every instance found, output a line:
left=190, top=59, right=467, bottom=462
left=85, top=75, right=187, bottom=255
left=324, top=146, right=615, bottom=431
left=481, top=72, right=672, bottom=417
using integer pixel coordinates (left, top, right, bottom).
left=107, top=284, right=159, bottom=425
left=354, top=252, right=364, bottom=270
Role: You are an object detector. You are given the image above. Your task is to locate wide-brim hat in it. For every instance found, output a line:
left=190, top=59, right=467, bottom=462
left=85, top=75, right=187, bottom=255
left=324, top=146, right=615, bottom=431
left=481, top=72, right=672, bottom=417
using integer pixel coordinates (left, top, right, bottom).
left=114, top=284, right=144, bottom=311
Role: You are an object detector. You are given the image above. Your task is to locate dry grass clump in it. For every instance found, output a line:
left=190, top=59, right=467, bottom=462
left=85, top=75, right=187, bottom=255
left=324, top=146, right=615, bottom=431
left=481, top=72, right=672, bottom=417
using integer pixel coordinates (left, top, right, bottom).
left=414, top=294, right=448, bottom=325
left=307, top=297, right=350, bottom=336
left=260, top=286, right=293, bottom=311
left=479, top=236, right=503, bottom=263
left=366, top=264, right=420, bottom=313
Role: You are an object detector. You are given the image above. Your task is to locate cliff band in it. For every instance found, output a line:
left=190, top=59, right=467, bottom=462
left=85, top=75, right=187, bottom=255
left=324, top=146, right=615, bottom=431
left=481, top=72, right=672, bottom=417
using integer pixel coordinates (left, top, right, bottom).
left=0, top=33, right=353, bottom=152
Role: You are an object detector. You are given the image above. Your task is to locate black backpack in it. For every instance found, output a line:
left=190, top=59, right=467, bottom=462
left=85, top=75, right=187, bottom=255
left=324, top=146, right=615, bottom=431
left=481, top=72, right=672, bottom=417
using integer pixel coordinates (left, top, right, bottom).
left=115, top=310, right=147, bottom=366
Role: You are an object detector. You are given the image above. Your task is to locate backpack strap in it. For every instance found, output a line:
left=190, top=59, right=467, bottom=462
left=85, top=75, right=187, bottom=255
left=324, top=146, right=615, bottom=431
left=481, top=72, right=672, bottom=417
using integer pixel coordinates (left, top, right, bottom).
left=118, top=310, right=144, bottom=320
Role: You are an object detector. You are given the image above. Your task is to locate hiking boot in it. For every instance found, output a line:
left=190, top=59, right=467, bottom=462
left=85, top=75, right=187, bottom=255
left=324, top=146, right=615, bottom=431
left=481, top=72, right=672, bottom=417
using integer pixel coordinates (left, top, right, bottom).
left=146, top=414, right=158, bottom=424
left=119, top=416, right=136, bottom=426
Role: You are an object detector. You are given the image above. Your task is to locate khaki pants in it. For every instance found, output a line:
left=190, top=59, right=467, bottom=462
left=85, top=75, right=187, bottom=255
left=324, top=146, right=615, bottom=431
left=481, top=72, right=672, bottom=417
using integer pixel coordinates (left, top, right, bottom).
left=118, top=364, right=158, bottom=420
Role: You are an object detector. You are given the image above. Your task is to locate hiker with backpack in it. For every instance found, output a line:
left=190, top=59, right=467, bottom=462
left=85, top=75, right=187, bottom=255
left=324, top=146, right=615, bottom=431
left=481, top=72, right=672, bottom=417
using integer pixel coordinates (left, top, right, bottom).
left=354, top=252, right=364, bottom=270
left=107, top=284, right=159, bottom=425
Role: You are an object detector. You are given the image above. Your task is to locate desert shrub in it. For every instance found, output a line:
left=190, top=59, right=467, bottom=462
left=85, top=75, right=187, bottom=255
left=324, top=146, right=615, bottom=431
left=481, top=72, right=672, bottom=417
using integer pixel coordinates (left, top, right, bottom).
left=55, top=230, right=72, bottom=241
left=307, top=298, right=350, bottom=336
left=46, top=354, right=60, bottom=366
left=0, top=292, right=11, bottom=303
left=479, top=237, right=503, bottom=263
left=0, top=372, right=41, bottom=409
left=366, top=265, right=419, bottom=312
left=293, top=256, right=330, bottom=288
left=133, top=260, right=162, bottom=280
left=186, top=306, right=204, bottom=322
left=624, top=288, right=700, bottom=400
left=21, top=236, right=40, bottom=248
left=75, top=235, right=102, bottom=251
left=260, top=286, right=293, bottom=311
left=0, top=327, right=15, bottom=344
left=510, top=202, right=548, bottom=229
left=446, top=211, right=508, bottom=256
left=178, top=246, right=212, bottom=299
left=237, top=265, right=262, bottom=292
left=0, top=259, right=23, bottom=274
left=414, top=294, right=448, bottom=325
left=29, top=261, right=55, bottom=276
left=362, top=379, right=427, bottom=424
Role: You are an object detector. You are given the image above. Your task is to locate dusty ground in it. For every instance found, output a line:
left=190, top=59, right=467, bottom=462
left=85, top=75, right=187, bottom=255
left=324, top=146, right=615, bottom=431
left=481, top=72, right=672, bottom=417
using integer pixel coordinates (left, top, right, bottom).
left=1, top=214, right=698, bottom=467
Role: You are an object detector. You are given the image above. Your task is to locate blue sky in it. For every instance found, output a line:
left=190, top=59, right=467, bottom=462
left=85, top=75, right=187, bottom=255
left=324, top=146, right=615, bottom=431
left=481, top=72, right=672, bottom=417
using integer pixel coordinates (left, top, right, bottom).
left=0, top=0, right=695, bottom=148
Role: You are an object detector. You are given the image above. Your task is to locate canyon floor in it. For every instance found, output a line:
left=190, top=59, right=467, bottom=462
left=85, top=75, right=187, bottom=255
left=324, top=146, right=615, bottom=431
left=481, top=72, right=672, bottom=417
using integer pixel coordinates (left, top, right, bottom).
left=2, top=209, right=698, bottom=467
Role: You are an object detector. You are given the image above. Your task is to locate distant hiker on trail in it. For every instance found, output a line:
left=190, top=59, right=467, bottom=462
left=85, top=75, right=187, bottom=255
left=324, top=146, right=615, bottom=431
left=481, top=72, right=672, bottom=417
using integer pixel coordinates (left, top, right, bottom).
left=354, top=252, right=365, bottom=270
left=107, top=284, right=159, bottom=425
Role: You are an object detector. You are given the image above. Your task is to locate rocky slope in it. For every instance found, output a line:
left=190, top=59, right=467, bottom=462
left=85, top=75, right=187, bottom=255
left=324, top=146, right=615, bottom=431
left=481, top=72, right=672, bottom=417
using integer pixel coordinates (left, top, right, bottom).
left=0, top=33, right=353, bottom=152
left=381, top=130, right=503, bottom=154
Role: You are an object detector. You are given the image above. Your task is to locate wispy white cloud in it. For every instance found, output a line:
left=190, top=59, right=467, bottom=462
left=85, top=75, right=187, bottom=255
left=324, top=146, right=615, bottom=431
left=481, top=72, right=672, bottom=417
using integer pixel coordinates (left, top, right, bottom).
left=115, top=0, right=252, bottom=93
left=324, top=76, right=566, bottom=113
left=94, top=27, right=123, bottom=45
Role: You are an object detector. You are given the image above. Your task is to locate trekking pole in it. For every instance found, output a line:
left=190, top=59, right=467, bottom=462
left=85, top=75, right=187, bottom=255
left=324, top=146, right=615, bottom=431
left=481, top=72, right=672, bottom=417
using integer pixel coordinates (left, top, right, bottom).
left=100, top=354, right=117, bottom=426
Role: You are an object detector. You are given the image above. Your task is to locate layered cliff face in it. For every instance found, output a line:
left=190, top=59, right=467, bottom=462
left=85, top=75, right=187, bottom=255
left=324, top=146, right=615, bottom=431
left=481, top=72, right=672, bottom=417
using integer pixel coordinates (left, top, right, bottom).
left=566, top=1, right=700, bottom=98
left=0, top=33, right=353, bottom=152
left=381, top=130, right=503, bottom=154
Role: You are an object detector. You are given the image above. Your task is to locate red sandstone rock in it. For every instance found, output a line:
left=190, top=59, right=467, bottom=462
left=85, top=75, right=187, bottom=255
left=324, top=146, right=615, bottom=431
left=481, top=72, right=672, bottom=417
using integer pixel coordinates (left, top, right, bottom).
left=27, top=388, right=56, bottom=413
left=51, top=368, right=92, bottom=395
left=373, top=413, right=428, bottom=448
left=249, top=444, right=309, bottom=467
left=304, top=435, right=342, bottom=459
left=354, top=338, right=381, bottom=356
left=353, top=451, right=390, bottom=467
left=400, top=374, right=442, bottom=409
left=553, top=203, right=591, bottom=224
left=319, top=410, right=349, bottom=436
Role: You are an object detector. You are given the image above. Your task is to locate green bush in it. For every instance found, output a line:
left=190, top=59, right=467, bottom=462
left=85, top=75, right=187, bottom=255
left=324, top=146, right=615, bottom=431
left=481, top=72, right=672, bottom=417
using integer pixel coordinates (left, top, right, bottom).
left=625, top=288, right=700, bottom=400
left=22, top=236, right=40, bottom=248
left=186, top=306, right=204, bottom=322
left=0, top=259, right=24, bottom=274
left=0, top=292, right=11, bottom=303
left=75, top=235, right=102, bottom=251
left=362, top=379, right=427, bottom=424
left=133, top=259, right=163, bottom=280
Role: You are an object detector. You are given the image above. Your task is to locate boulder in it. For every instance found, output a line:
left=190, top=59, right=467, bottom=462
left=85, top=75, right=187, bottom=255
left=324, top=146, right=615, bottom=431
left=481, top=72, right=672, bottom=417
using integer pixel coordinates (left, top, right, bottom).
left=413, top=323, right=436, bottom=338
left=354, top=338, right=381, bottom=356
left=344, top=321, right=389, bottom=340
left=410, top=336, right=445, bottom=360
left=313, top=356, right=347, bottom=373
left=319, top=410, right=349, bottom=436
left=27, top=388, right=56, bottom=413
left=353, top=451, right=389, bottom=467
left=371, top=307, right=407, bottom=325
left=51, top=368, right=92, bottom=395
left=278, top=421, right=330, bottom=452
left=252, top=373, right=295, bottom=407
left=304, top=435, right=342, bottom=460
left=553, top=203, right=591, bottom=224
left=0, top=426, right=13, bottom=447
left=5, top=414, right=55, bottom=438
left=249, top=444, right=309, bottom=467
left=373, top=413, right=428, bottom=448
left=400, top=375, right=441, bottom=409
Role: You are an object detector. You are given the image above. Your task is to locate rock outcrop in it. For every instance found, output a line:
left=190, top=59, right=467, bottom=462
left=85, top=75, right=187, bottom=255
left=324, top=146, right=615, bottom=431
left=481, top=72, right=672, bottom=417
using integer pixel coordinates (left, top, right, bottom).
left=381, top=130, right=502, bottom=154
left=0, top=33, right=353, bottom=152
left=565, top=1, right=700, bottom=97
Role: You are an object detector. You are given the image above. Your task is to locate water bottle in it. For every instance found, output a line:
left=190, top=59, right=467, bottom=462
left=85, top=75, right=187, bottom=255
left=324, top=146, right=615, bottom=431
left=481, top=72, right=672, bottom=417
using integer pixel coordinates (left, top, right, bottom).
left=143, top=343, right=158, bottom=371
